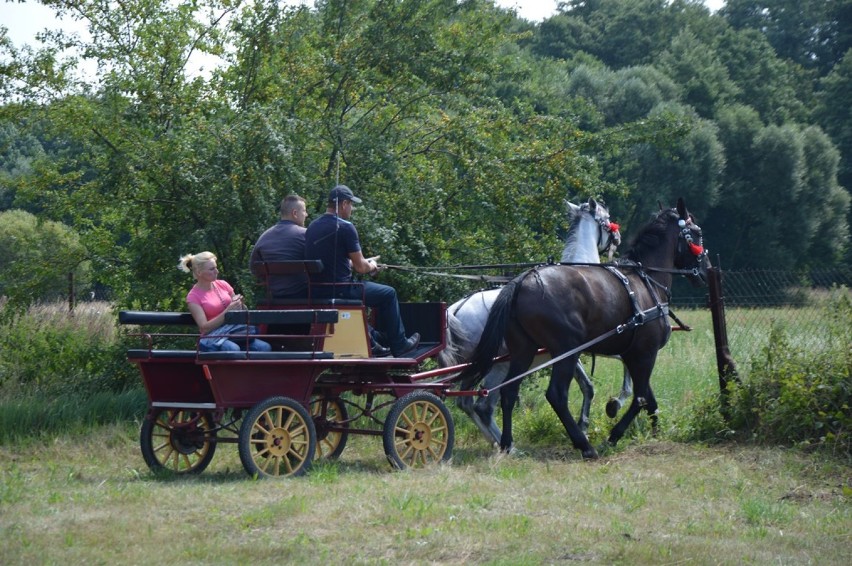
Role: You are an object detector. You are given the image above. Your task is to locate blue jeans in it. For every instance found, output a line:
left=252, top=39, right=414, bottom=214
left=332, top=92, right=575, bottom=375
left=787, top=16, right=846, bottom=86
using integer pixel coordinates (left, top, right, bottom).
left=199, top=324, right=272, bottom=352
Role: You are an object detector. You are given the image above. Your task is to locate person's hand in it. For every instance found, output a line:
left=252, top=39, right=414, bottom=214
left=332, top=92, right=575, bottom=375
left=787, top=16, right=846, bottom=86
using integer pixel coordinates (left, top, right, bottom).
left=367, top=257, right=382, bottom=276
left=228, top=294, right=245, bottom=310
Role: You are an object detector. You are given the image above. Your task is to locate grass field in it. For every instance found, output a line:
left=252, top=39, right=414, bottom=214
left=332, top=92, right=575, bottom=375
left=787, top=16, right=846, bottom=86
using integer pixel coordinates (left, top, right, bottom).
left=1, top=302, right=849, bottom=564
left=1, top=423, right=849, bottom=564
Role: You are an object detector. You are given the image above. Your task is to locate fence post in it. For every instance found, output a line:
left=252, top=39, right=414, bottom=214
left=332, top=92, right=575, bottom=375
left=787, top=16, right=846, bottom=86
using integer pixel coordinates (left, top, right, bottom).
left=68, top=271, right=75, bottom=312
left=707, top=265, right=740, bottom=417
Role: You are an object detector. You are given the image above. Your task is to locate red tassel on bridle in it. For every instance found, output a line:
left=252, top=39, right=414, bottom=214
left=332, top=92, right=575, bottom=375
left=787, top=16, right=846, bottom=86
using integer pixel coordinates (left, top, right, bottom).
left=688, top=242, right=704, bottom=256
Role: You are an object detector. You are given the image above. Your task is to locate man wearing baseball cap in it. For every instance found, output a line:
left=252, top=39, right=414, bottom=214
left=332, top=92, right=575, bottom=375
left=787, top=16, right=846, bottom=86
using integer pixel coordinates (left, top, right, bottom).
left=304, top=184, right=420, bottom=357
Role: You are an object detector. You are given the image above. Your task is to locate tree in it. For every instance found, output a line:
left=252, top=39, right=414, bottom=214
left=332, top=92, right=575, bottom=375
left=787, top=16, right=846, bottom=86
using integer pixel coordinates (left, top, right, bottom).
left=720, top=0, right=840, bottom=75
left=798, top=126, right=851, bottom=267
left=816, top=49, right=852, bottom=191
left=713, top=27, right=808, bottom=124
left=657, top=29, right=739, bottom=119
left=0, top=119, right=45, bottom=211
left=611, top=102, right=724, bottom=231
left=0, top=209, right=89, bottom=309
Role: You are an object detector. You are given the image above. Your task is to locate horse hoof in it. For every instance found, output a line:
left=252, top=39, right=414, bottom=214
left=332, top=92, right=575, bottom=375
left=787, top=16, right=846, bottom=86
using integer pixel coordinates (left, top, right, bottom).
left=605, top=398, right=619, bottom=418
left=581, top=447, right=599, bottom=460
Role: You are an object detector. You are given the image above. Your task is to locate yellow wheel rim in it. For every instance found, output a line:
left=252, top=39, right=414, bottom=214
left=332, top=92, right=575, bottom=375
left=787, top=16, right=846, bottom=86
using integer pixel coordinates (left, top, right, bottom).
left=393, top=400, right=450, bottom=468
left=248, top=406, right=310, bottom=476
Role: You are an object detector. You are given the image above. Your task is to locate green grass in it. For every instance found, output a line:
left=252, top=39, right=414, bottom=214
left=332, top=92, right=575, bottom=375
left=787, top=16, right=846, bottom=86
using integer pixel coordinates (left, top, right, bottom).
left=1, top=426, right=848, bottom=564
left=0, top=300, right=849, bottom=563
left=0, top=389, right=146, bottom=444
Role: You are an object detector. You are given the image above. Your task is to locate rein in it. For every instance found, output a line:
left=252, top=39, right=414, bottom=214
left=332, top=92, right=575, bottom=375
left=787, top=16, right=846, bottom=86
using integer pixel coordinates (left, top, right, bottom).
left=481, top=300, right=668, bottom=397
left=382, top=264, right=519, bottom=284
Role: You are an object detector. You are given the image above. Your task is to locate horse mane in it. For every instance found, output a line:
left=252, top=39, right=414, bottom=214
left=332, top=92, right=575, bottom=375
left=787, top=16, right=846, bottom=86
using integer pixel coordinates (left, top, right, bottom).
left=624, top=208, right=678, bottom=262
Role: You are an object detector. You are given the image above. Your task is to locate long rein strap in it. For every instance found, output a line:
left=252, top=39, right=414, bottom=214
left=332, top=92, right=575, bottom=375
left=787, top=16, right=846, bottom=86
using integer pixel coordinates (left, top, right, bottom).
left=383, top=261, right=548, bottom=284
left=482, top=301, right=669, bottom=396
left=383, top=260, right=615, bottom=283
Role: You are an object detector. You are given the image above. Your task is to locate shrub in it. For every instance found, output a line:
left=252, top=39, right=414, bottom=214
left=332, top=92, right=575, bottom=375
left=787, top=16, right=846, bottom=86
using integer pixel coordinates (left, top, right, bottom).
left=684, top=291, right=851, bottom=461
left=0, top=301, right=137, bottom=398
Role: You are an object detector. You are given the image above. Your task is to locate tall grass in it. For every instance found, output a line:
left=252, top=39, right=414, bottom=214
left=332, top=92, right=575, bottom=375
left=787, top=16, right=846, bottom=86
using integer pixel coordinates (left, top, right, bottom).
left=0, top=301, right=137, bottom=395
left=0, top=301, right=140, bottom=442
left=0, top=390, right=147, bottom=444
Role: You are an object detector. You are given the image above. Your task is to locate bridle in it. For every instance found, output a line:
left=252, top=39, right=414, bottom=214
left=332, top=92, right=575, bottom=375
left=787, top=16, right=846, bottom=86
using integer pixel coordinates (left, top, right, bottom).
left=676, top=214, right=708, bottom=274
left=630, top=209, right=708, bottom=279
left=582, top=202, right=621, bottom=255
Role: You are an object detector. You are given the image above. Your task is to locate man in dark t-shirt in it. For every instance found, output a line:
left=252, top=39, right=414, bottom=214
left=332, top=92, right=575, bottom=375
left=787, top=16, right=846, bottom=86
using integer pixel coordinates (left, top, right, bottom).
left=250, top=195, right=309, bottom=298
left=304, top=185, right=420, bottom=357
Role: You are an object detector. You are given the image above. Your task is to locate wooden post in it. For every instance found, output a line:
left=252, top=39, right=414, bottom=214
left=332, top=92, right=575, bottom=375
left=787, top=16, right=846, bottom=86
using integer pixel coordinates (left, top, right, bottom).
left=707, top=264, right=740, bottom=417
left=68, top=271, right=75, bottom=312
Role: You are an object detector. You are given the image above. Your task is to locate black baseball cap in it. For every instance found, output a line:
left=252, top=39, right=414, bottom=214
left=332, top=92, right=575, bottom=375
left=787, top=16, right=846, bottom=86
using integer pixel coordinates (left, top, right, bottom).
left=328, top=184, right=362, bottom=204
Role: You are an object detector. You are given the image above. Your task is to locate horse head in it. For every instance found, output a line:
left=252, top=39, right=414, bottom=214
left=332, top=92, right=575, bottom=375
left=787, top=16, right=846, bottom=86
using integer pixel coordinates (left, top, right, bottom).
left=566, top=197, right=621, bottom=260
left=674, top=197, right=710, bottom=287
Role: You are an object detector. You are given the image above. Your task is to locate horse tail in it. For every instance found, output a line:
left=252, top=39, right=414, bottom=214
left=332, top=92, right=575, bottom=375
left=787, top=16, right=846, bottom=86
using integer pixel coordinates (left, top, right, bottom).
left=458, top=279, right=519, bottom=390
left=437, top=310, right=465, bottom=368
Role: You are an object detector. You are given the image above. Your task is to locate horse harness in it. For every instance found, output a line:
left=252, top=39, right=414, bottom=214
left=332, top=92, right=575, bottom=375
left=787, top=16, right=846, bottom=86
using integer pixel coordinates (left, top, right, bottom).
left=604, top=262, right=670, bottom=340
left=482, top=262, right=674, bottom=395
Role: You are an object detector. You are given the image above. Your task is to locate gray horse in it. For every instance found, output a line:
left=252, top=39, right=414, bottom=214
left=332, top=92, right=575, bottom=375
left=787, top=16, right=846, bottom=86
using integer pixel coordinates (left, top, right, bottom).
left=439, top=197, right=631, bottom=446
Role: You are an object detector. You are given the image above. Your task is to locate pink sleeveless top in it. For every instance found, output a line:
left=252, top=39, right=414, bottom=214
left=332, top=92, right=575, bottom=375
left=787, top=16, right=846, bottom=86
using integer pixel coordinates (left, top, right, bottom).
left=186, top=279, right=233, bottom=327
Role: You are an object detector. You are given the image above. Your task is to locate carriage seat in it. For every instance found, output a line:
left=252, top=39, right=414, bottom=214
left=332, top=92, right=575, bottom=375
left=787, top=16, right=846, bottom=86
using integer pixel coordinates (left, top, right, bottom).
left=119, top=309, right=339, bottom=359
left=253, top=260, right=365, bottom=306
left=119, top=311, right=196, bottom=325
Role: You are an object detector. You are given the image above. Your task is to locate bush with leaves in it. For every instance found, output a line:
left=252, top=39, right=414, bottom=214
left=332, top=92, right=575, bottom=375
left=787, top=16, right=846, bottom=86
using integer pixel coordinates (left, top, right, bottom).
left=0, top=302, right=137, bottom=398
left=684, top=289, right=851, bottom=461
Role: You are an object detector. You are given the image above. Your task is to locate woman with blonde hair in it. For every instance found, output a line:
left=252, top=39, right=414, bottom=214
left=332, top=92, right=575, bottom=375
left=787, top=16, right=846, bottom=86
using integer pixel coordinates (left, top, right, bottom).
left=178, top=251, right=271, bottom=352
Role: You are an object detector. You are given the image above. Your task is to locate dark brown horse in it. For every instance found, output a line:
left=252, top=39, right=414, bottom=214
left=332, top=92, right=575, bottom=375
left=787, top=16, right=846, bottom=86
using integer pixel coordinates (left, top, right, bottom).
left=459, top=198, right=710, bottom=459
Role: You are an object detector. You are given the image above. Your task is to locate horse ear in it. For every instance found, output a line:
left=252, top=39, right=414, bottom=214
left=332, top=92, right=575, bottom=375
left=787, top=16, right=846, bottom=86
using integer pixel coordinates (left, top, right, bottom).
left=676, top=197, right=687, bottom=219
left=588, top=197, right=597, bottom=212
left=566, top=201, right=580, bottom=215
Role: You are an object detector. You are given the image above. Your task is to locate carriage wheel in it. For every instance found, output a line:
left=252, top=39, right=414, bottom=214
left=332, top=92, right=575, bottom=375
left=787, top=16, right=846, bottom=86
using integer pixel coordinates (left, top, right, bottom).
left=140, top=409, right=217, bottom=475
left=382, top=391, right=454, bottom=470
left=238, top=396, right=316, bottom=478
left=310, top=395, right=349, bottom=460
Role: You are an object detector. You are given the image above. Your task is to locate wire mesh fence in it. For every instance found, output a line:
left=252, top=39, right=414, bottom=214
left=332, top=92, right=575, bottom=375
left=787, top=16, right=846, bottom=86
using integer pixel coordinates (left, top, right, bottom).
left=713, top=269, right=852, bottom=376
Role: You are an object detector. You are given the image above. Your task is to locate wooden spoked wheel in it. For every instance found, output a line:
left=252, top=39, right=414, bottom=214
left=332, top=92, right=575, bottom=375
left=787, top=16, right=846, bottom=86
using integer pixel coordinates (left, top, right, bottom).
left=382, top=391, right=454, bottom=470
left=238, top=396, right=316, bottom=478
left=140, top=409, right=217, bottom=475
left=310, top=395, right=349, bottom=460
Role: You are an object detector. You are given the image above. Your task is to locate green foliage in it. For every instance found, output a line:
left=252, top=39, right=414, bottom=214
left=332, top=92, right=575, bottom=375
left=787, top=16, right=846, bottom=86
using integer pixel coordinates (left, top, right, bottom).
left=0, top=302, right=137, bottom=398
left=684, top=291, right=852, bottom=461
left=1, top=0, right=850, bottom=303
left=0, top=209, right=90, bottom=311
left=816, top=49, right=852, bottom=192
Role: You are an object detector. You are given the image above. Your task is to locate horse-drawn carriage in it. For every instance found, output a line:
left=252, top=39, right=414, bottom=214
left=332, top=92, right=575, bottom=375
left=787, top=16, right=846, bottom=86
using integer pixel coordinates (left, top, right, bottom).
left=121, top=198, right=709, bottom=478
left=120, top=288, right=467, bottom=478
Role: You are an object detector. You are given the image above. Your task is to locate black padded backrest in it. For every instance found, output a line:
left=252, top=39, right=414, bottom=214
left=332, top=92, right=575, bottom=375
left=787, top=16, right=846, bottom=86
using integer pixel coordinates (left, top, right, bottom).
left=119, top=311, right=196, bottom=325
left=223, top=309, right=339, bottom=325
left=257, top=298, right=364, bottom=306
left=197, top=351, right=334, bottom=361
left=252, top=260, right=324, bottom=275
